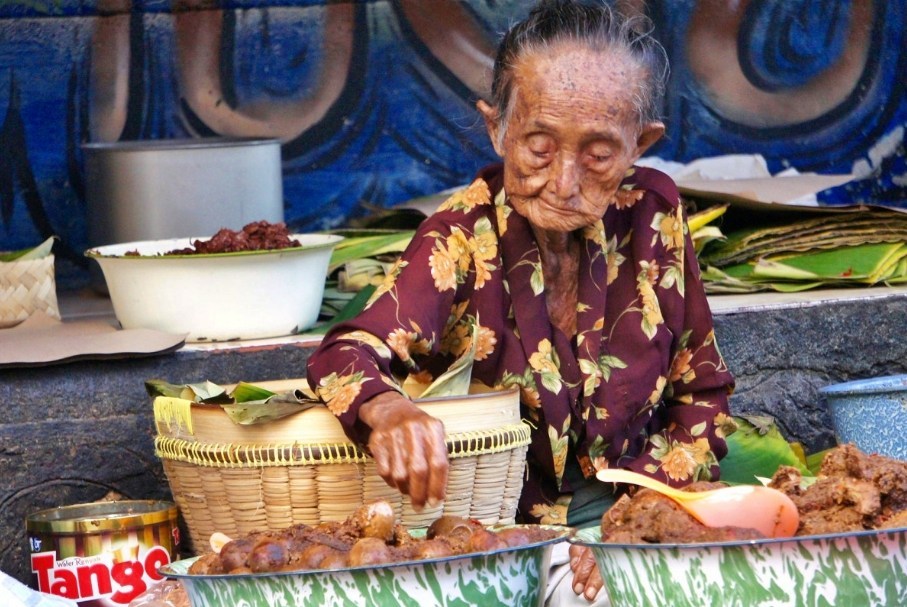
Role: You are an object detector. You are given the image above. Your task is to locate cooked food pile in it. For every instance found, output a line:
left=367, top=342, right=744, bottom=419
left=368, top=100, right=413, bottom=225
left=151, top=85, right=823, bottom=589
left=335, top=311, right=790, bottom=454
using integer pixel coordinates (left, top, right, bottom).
left=770, top=443, right=907, bottom=535
left=147, top=220, right=301, bottom=256
left=601, top=444, right=907, bottom=543
left=188, top=501, right=558, bottom=574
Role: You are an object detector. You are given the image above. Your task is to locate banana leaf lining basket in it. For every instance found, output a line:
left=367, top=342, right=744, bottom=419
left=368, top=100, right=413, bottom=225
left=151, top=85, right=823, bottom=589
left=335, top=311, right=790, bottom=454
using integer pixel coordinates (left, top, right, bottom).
left=153, top=381, right=530, bottom=554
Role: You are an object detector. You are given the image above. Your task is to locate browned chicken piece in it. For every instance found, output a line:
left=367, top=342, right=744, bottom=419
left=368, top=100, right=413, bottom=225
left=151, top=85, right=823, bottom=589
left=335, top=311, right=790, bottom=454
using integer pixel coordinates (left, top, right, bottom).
left=186, top=500, right=560, bottom=574
left=187, top=552, right=225, bottom=575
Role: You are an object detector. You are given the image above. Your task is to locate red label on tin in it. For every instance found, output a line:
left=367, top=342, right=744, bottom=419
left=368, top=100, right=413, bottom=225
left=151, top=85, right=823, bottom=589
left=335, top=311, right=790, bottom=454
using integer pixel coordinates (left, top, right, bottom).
left=31, top=545, right=171, bottom=606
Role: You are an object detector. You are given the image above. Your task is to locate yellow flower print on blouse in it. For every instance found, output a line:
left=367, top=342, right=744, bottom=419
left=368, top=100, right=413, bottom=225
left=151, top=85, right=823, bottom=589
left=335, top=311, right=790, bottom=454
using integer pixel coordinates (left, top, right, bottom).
left=578, top=357, right=602, bottom=398
left=436, top=178, right=491, bottom=213
left=469, top=217, right=498, bottom=289
left=474, top=324, right=497, bottom=361
left=337, top=330, right=392, bottom=359
left=660, top=438, right=713, bottom=482
left=669, top=348, right=695, bottom=384
left=441, top=318, right=470, bottom=358
left=493, top=188, right=510, bottom=236
left=580, top=220, right=607, bottom=250
left=613, top=184, right=645, bottom=210
left=646, top=375, right=667, bottom=405
left=367, top=259, right=407, bottom=306
left=636, top=263, right=664, bottom=339
left=549, top=418, right=571, bottom=485
left=651, top=206, right=685, bottom=251
left=499, top=368, right=541, bottom=411
left=441, top=315, right=497, bottom=361
left=317, top=371, right=369, bottom=416
left=529, top=338, right=564, bottom=394
left=427, top=228, right=471, bottom=291
left=530, top=496, right=570, bottom=526
left=605, top=234, right=626, bottom=286
left=387, top=326, right=431, bottom=366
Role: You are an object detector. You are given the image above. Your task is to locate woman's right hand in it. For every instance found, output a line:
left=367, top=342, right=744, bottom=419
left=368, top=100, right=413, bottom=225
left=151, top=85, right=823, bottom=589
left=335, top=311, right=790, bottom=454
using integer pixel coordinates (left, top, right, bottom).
left=359, top=391, right=449, bottom=510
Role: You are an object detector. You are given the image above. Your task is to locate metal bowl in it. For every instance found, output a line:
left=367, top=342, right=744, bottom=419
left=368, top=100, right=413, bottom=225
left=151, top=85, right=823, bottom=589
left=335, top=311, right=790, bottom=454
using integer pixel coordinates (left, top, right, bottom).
left=85, top=234, right=343, bottom=342
left=159, top=525, right=570, bottom=607
left=572, top=525, right=907, bottom=607
left=820, top=374, right=907, bottom=460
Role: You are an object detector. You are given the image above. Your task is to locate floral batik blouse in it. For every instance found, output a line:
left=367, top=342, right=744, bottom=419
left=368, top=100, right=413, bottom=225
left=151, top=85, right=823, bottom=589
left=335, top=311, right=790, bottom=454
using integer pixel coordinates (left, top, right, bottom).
left=307, top=163, right=736, bottom=525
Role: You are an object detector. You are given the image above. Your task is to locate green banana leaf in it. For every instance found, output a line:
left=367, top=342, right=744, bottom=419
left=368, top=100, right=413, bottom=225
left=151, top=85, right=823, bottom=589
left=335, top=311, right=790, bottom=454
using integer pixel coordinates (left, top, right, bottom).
left=145, top=379, right=231, bottom=404
left=0, top=236, right=56, bottom=262
left=751, top=243, right=905, bottom=281
left=700, top=209, right=907, bottom=267
left=720, top=414, right=813, bottom=485
left=312, top=285, right=377, bottom=335
left=327, top=231, right=414, bottom=271
left=220, top=386, right=321, bottom=425
left=148, top=378, right=322, bottom=425
left=704, top=242, right=907, bottom=293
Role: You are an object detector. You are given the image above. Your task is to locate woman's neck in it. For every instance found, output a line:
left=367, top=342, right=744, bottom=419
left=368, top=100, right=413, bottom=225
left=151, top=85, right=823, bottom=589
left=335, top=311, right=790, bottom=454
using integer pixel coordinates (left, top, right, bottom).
left=532, top=226, right=580, bottom=337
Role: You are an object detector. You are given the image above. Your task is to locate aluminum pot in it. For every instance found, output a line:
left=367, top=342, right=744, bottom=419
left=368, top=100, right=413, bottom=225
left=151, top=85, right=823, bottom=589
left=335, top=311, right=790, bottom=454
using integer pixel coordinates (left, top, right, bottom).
left=83, top=137, right=284, bottom=248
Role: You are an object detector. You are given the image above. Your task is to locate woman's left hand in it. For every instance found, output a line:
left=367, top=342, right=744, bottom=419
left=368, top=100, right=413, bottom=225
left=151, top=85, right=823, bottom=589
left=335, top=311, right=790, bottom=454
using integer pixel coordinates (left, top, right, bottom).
left=568, top=543, right=603, bottom=601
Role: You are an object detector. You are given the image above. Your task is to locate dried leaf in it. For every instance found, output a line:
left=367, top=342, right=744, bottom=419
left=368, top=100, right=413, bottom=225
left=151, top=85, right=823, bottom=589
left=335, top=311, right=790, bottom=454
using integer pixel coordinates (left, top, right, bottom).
left=417, top=319, right=478, bottom=399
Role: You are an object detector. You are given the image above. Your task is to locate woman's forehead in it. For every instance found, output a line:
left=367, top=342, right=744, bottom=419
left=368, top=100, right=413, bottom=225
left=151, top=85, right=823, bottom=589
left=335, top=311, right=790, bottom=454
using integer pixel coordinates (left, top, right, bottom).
left=510, top=44, right=639, bottom=124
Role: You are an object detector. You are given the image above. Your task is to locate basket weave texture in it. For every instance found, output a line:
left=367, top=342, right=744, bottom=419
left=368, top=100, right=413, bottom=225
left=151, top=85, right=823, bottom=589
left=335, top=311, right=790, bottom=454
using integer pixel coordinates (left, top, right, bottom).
left=0, top=255, right=60, bottom=328
left=153, top=388, right=530, bottom=554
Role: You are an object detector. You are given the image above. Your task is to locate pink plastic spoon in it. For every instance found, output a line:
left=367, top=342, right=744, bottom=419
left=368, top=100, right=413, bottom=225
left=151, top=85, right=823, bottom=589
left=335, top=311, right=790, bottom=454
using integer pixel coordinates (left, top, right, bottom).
left=596, top=468, right=800, bottom=538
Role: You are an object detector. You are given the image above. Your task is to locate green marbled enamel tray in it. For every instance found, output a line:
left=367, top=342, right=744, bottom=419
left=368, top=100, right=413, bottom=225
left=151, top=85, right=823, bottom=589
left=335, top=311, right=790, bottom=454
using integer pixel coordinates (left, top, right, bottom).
left=160, top=525, right=570, bottom=607
left=572, top=525, right=907, bottom=607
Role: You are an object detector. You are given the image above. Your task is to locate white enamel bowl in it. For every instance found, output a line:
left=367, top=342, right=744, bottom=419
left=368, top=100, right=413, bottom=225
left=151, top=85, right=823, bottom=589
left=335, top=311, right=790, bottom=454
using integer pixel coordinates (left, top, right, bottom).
left=86, top=234, right=343, bottom=342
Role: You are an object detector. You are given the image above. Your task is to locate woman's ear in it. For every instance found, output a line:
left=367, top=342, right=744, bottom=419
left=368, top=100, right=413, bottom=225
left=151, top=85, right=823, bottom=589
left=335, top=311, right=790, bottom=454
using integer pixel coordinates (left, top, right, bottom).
left=476, top=99, right=504, bottom=157
left=633, top=121, right=665, bottom=160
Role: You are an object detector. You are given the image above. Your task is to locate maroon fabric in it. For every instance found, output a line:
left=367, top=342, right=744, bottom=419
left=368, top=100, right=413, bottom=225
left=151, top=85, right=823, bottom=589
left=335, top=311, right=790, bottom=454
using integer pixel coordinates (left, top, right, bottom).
left=308, top=164, right=735, bottom=524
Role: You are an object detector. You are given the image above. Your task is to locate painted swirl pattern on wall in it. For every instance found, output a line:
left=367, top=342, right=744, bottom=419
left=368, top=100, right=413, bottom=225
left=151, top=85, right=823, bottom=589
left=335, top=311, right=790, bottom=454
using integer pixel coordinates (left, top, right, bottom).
left=0, top=0, right=904, bottom=288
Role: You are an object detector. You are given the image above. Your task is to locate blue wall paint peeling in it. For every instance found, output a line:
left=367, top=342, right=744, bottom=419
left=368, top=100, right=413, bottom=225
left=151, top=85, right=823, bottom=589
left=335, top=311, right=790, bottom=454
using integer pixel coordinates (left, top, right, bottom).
left=1, top=0, right=905, bottom=289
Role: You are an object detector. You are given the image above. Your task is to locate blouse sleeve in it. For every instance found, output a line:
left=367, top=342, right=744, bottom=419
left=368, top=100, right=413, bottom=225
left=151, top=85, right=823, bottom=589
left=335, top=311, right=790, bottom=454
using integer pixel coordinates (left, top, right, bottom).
left=622, top=186, right=736, bottom=485
left=306, top=208, right=480, bottom=446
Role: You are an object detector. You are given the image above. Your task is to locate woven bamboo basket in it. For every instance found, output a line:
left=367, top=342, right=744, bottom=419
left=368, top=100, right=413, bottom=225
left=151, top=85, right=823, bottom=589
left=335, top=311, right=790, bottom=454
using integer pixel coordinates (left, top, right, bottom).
left=153, top=380, right=530, bottom=554
left=0, top=254, right=59, bottom=328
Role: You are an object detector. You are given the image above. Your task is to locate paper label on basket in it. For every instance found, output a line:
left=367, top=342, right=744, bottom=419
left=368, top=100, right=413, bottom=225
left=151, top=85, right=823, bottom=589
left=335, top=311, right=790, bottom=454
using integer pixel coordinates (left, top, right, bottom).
left=153, top=397, right=195, bottom=438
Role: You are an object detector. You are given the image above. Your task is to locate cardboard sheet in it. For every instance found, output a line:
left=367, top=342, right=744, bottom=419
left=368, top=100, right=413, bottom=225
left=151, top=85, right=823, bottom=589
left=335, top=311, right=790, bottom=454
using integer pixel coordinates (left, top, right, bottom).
left=676, top=174, right=859, bottom=211
left=0, top=311, right=186, bottom=368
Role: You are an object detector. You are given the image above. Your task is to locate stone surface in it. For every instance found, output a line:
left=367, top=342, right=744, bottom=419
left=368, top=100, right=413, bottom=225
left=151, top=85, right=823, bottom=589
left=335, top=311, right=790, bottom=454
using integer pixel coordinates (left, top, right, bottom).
left=2, top=292, right=906, bottom=585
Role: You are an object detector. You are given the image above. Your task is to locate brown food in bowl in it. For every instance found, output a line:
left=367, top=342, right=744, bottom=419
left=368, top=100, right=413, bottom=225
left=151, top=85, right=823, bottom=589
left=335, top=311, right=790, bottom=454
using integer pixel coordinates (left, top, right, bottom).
left=187, top=501, right=560, bottom=575
left=600, top=444, right=907, bottom=544
left=769, top=443, right=907, bottom=535
left=126, top=220, right=302, bottom=256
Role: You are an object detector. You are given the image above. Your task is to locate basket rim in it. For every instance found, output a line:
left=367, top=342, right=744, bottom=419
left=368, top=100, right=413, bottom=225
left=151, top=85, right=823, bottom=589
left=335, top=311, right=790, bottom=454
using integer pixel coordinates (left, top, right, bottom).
left=155, top=422, right=531, bottom=468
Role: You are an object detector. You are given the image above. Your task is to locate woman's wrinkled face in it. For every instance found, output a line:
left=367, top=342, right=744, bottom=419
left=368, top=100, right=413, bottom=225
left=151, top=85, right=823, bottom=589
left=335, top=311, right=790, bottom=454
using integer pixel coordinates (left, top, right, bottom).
left=480, top=43, right=663, bottom=232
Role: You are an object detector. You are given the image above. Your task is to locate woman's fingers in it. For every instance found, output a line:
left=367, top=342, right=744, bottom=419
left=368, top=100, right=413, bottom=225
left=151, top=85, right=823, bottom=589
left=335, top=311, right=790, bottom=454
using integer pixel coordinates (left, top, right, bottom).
left=363, top=394, right=449, bottom=509
left=425, top=417, right=449, bottom=506
left=569, top=545, right=603, bottom=601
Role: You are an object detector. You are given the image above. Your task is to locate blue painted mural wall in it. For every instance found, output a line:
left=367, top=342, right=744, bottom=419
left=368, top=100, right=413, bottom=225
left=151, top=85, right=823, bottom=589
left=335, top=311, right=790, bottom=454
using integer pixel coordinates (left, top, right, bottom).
left=1, top=0, right=905, bottom=289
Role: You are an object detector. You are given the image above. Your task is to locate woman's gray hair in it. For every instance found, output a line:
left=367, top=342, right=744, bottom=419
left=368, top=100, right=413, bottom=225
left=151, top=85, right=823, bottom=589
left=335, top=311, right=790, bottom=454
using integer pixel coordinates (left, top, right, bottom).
left=488, top=0, right=669, bottom=141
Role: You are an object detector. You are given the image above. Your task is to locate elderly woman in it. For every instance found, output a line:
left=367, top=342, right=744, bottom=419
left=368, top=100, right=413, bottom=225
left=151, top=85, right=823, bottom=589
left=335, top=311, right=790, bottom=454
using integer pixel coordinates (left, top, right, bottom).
left=308, top=0, right=735, bottom=603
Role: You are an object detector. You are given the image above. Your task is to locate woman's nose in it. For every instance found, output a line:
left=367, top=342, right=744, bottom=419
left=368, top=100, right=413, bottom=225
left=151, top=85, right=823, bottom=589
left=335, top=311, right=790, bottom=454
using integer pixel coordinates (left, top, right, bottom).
left=548, top=152, right=581, bottom=199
